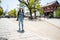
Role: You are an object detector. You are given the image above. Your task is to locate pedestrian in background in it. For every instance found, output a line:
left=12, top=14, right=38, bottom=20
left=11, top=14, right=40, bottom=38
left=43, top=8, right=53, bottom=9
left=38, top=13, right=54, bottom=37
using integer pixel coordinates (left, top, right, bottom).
left=18, top=8, right=24, bottom=32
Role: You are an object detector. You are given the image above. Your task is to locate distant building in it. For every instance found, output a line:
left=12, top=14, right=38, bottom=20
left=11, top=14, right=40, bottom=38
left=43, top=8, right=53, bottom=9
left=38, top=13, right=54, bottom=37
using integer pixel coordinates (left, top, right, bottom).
left=42, top=0, right=60, bottom=18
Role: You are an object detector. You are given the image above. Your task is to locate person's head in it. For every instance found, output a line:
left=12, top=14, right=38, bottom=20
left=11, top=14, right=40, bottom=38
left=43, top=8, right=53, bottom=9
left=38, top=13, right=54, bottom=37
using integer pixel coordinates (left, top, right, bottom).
left=19, top=8, right=23, bottom=12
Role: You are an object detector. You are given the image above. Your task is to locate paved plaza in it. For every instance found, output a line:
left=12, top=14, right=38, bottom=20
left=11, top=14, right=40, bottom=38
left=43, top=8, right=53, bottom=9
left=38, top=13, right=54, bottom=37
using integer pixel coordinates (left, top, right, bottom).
left=40, top=18, right=60, bottom=28
left=0, top=18, right=60, bottom=40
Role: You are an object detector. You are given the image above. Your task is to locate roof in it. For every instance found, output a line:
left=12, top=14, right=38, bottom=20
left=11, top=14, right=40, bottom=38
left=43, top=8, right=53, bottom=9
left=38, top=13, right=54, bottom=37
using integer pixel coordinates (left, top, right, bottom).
left=41, top=0, right=59, bottom=7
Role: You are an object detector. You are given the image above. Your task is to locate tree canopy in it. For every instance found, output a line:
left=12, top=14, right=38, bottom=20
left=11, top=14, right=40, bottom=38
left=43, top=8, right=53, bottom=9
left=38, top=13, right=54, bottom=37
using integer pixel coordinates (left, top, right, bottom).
left=55, top=6, right=60, bottom=17
left=0, top=0, right=1, bottom=3
left=8, top=9, right=17, bottom=17
left=0, top=7, right=3, bottom=16
left=18, top=0, right=41, bottom=19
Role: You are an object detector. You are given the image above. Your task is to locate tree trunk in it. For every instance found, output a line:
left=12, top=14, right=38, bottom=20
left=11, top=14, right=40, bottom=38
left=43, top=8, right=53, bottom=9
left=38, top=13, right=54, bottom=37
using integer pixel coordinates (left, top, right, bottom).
left=34, top=10, right=37, bottom=19
left=29, top=9, right=33, bottom=20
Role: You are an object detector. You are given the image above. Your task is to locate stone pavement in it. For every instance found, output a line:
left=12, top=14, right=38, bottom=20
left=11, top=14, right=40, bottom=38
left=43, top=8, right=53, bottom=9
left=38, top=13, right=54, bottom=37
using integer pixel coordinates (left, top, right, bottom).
left=8, top=18, right=60, bottom=40
left=40, top=18, right=60, bottom=28
left=0, top=18, right=48, bottom=40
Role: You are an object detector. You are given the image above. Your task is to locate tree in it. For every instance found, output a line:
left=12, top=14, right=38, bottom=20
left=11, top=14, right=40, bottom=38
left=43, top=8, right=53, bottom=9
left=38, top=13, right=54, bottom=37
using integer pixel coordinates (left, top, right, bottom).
left=0, top=7, right=3, bottom=16
left=0, top=0, right=4, bottom=16
left=8, top=9, right=17, bottom=17
left=0, top=0, right=1, bottom=7
left=18, top=0, right=41, bottom=19
left=55, top=6, right=60, bottom=18
left=0, top=0, right=1, bottom=3
left=34, top=3, right=40, bottom=19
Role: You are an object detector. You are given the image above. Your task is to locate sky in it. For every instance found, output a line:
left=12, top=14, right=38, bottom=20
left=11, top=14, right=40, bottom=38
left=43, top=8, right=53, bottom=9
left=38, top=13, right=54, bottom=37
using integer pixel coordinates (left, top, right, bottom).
left=1, top=0, right=60, bottom=12
left=1, top=0, right=19, bottom=11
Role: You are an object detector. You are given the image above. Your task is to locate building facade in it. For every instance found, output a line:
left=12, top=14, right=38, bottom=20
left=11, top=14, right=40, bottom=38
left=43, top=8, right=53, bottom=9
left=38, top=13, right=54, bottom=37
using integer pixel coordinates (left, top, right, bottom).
left=42, top=1, right=60, bottom=18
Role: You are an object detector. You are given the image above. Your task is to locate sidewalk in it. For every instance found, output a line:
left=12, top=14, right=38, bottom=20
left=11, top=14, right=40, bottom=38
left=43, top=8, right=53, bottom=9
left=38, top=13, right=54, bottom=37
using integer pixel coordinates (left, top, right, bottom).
left=40, top=18, right=60, bottom=28
left=0, top=18, right=47, bottom=40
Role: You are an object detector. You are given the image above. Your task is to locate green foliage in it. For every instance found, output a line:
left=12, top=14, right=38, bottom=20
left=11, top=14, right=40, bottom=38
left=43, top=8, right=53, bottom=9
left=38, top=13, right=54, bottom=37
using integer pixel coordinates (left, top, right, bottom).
left=0, top=0, right=1, bottom=3
left=0, top=0, right=1, bottom=6
left=36, top=4, right=40, bottom=9
left=37, top=8, right=44, bottom=16
left=19, top=0, right=40, bottom=11
left=55, top=7, right=60, bottom=17
left=8, top=9, right=17, bottom=17
left=39, top=8, right=44, bottom=13
left=19, top=3, right=25, bottom=8
left=29, top=0, right=35, bottom=7
left=0, top=7, right=3, bottom=16
left=19, top=0, right=41, bottom=18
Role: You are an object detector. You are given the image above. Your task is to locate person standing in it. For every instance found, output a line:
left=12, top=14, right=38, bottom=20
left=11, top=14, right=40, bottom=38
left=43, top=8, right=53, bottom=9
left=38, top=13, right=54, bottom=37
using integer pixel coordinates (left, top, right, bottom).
left=18, top=8, right=24, bottom=32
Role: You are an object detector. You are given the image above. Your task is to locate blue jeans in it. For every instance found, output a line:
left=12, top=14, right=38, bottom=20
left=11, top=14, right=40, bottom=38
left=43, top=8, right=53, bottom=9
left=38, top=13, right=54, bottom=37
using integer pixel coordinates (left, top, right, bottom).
left=18, top=18, right=24, bottom=31
left=18, top=15, right=24, bottom=30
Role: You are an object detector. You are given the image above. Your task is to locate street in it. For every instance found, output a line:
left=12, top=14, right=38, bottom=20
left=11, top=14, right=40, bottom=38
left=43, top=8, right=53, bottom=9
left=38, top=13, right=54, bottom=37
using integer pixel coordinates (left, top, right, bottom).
left=0, top=18, right=60, bottom=40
